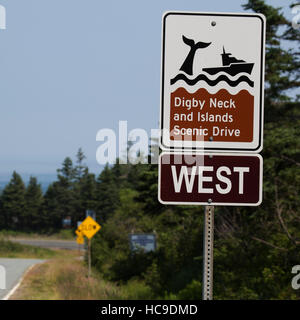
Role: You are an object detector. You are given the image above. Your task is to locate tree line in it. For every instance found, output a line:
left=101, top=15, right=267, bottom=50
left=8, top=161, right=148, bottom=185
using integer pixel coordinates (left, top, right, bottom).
left=0, top=148, right=105, bottom=232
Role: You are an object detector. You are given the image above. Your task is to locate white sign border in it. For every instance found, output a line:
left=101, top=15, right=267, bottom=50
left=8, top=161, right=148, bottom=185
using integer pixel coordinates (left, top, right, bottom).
left=159, top=11, right=266, bottom=153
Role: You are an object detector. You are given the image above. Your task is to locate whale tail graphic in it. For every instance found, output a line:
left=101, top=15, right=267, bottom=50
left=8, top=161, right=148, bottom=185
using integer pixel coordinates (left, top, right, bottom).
left=180, top=35, right=211, bottom=76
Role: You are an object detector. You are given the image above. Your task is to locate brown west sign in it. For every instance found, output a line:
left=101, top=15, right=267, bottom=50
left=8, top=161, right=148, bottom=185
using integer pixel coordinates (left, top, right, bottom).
left=158, top=152, right=263, bottom=206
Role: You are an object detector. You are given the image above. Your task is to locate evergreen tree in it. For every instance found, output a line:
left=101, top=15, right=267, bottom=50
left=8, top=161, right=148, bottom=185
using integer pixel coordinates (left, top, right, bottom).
left=47, top=157, right=76, bottom=228
left=81, top=173, right=97, bottom=210
left=135, top=163, right=163, bottom=215
left=72, top=148, right=99, bottom=225
left=95, top=164, right=120, bottom=222
left=73, top=173, right=98, bottom=224
left=43, top=182, right=64, bottom=231
left=24, top=176, right=44, bottom=231
left=0, top=171, right=26, bottom=230
left=74, top=147, right=88, bottom=181
left=57, top=157, right=75, bottom=186
left=243, top=0, right=300, bottom=107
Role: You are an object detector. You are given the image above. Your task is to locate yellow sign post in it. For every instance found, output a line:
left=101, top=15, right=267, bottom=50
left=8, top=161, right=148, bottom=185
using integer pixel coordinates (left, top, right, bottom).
left=75, top=216, right=101, bottom=278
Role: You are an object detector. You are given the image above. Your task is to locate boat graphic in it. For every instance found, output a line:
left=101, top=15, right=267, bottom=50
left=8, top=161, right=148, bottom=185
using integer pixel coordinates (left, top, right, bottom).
left=171, top=37, right=254, bottom=87
left=202, top=47, right=254, bottom=77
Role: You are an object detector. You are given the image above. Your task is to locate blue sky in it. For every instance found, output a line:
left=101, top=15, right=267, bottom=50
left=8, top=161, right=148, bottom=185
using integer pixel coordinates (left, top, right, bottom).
left=0, top=0, right=295, bottom=180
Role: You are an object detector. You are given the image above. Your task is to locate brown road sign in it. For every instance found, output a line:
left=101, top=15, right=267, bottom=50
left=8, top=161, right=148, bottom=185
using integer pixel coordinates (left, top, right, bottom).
left=158, top=152, right=263, bottom=206
left=78, top=216, right=101, bottom=239
left=169, top=88, right=254, bottom=142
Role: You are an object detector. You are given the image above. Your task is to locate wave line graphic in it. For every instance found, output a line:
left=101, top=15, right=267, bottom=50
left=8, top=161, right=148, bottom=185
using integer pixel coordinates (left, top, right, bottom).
left=170, top=73, right=254, bottom=87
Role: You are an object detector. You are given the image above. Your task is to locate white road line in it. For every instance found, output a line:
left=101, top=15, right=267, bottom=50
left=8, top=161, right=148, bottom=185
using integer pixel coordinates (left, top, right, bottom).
left=2, top=263, right=41, bottom=300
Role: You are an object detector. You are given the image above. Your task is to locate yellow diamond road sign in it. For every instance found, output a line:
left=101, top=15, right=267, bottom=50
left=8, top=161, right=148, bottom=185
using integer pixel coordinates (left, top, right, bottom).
left=78, top=216, right=101, bottom=239
left=75, top=229, right=83, bottom=237
left=76, top=236, right=84, bottom=245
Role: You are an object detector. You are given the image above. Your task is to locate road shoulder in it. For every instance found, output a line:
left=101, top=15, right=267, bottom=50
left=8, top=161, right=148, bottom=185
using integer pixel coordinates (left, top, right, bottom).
left=0, top=258, right=45, bottom=300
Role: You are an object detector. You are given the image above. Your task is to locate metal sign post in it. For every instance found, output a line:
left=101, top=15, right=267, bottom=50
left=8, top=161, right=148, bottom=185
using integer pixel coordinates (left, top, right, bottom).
left=202, top=205, right=214, bottom=300
left=88, top=238, right=91, bottom=279
left=158, top=10, right=265, bottom=301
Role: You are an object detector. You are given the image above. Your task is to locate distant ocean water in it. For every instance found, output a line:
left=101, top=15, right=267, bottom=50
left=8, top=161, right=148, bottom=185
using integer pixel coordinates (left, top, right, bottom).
left=0, top=173, right=57, bottom=193
left=0, top=166, right=104, bottom=193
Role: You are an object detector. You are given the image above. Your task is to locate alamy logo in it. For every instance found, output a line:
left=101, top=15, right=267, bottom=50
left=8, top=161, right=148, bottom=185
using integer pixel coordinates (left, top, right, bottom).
left=291, top=265, right=300, bottom=290
left=0, top=265, right=6, bottom=290
left=292, top=5, right=300, bottom=30
left=0, top=5, right=6, bottom=29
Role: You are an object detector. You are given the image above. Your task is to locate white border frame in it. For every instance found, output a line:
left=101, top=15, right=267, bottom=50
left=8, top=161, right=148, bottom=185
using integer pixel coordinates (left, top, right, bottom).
left=160, top=11, right=266, bottom=153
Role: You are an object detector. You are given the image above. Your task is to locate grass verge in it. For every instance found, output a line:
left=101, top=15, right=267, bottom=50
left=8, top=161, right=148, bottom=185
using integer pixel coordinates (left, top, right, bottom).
left=10, top=252, right=154, bottom=300
left=0, top=229, right=75, bottom=240
left=0, top=238, right=61, bottom=259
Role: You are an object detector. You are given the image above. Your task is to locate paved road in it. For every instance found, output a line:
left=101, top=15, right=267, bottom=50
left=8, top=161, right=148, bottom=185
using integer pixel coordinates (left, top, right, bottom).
left=9, top=239, right=84, bottom=251
left=0, top=258, right=45, bottom=299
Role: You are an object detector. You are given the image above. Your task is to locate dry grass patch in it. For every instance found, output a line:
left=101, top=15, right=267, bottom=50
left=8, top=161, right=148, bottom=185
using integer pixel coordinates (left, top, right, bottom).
left=10, top=249, right=154, bottom=300
left=10, top=251, right=124, bottom=300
